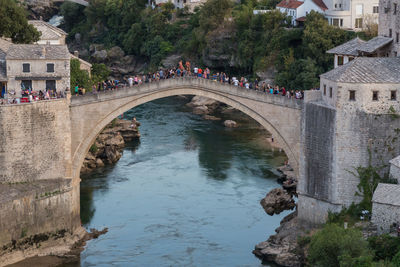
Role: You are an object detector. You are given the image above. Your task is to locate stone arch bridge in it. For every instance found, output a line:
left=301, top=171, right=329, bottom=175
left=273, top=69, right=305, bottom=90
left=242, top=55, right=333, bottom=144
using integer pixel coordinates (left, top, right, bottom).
left=0, top=77, right=310, bottom=253
left=70, top=77, right=303, bottom=181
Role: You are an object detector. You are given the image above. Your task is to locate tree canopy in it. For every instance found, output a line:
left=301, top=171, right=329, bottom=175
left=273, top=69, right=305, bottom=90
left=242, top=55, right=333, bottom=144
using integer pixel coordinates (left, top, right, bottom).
left=0, top=0, right=40, bottom=43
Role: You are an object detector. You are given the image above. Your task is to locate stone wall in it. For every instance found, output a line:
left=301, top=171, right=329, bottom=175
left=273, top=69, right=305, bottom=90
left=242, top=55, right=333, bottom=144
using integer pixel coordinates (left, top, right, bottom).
left=299, top=96, right=400, bottom=225
left=0, top=99, right=72, bottom=183
left=0, top=99, right=80, bottom=249
left=0, top=179, right=79, bottom=248
left=372, top=183, right=400, bottom=234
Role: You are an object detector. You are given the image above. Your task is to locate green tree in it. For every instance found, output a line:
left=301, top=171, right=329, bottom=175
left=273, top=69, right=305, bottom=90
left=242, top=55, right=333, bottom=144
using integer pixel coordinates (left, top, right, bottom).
left=91, top=63, right=110, bottom=84
left=70, top=59, right=90, bottom=91
left=303, top=11, right=354, bottom=72
left=308, top=224, right=373, bottom=267
left=0, top=0, right=40, bottom=43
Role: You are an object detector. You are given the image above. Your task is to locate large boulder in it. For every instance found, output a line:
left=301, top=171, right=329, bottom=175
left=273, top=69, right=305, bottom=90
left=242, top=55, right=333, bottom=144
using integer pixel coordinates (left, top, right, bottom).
left=92, top=50, right=108, bottom=62
left=193, top=106, right=209, bottom=115
left=224, top=120, right=237, bottom=128
left=107, top=46, right=125, bottom=61
left=260, top=188, right=295, bottom=216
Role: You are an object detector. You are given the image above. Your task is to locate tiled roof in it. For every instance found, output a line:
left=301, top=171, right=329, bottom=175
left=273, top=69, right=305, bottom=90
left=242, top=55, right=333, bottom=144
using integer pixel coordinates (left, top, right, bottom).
left=321, top=57, right=400, bottom=83
left=28, top=20, right=67, bottom=40
left=312, top=0, right=328, bottom=11
left=6, top=45, right=70, bottom=60
left=0, top=38, right=12, bottom=60
left=372, top=183, right=400, bottom=206
left=296, top=16, right=306, bottom=22
left=357, top=36, right=393, bottom=54
left=70, top=53, right=92, bottom=67
left=326, top=38, right=366, bottom=56
left=277, top=0, right=304, bottom=9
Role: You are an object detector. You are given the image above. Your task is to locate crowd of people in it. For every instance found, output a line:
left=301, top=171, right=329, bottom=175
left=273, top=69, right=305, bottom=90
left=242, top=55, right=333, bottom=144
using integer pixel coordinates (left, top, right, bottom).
left=1, top=61, right=310, bottom=104
left=84, top=61, right=308, bottom=100
left=0, top=88, right=66, bottom=105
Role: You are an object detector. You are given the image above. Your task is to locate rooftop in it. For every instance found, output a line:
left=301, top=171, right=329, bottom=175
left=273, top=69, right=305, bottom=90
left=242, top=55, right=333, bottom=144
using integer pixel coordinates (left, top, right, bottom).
left=372, top=183, right=400, bottom=206
left=6, top=45, right=70, bottom=60
left=276, top=0, right=304, bottom=9
left=321, top=57, right=400, bottom=83
left=0, top=38, right=12, bottom=60
left=312, top=0, right=328, bottom=11
left=28, top=20, right=67, bottom=41
left=357, top=36, right=393, bottom=54
left=326, top=38, right=366, bottom=56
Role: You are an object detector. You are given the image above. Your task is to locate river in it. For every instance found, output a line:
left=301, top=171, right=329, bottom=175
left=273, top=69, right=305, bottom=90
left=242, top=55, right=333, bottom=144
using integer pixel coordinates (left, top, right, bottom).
left=75, top=96, right=289, bottom=266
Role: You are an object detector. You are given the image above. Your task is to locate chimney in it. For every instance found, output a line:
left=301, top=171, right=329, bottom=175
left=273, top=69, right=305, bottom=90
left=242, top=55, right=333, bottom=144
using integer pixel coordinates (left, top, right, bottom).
left=74, top=50, right=79, bottom=57
left=42, top=46, right=46, bottom=58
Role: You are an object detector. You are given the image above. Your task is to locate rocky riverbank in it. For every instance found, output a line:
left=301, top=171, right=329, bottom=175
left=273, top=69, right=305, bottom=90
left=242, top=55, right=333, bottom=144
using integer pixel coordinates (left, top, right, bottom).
left=81, top=118, right=140, bottom=174
left=1, top=227, right=108, bottom=267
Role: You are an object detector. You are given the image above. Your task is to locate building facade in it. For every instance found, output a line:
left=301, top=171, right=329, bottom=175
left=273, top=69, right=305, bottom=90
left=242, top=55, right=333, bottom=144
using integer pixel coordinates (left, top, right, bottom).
left=378, top=0, right=400, bottom=57
left=276, top=0, right=379, bottom=30
left=324, top=0, right=379, bottom=30
left=28, top=20, right=67, bottom=45
left=277, top=0, right=328, bottom=26
left=5, top=45, right=70, bottom=97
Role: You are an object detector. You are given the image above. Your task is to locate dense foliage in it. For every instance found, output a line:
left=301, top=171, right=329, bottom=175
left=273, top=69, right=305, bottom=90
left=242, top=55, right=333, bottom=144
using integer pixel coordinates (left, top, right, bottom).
left=0, top=0, right=40, bottom=43
left=70, top=59, right=90, bottom=90
left=308, top=224, right=373, bottom=267
left=61, top=0, right=362, bottom=89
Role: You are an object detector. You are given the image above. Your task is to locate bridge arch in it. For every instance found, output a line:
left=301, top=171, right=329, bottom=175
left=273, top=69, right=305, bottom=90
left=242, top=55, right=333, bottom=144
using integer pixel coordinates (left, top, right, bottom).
left=70, top=78, right=302, bottom=182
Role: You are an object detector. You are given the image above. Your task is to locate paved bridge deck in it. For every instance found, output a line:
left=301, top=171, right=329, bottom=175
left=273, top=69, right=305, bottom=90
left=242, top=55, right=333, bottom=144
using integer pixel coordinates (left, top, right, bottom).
left=70, top=77, right=304, bottom=110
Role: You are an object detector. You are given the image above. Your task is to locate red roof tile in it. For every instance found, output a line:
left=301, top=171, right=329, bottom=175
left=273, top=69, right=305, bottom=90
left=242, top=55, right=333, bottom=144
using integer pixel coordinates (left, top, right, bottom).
left=276, top=0, right=304, bottom=9
left=312, top=0, right=328, bottom=11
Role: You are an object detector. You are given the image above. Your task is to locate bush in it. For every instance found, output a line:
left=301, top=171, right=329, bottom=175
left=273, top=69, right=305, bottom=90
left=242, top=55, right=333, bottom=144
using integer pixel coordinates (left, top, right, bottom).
left=308, top=224, right=372, bottom=267
left=89, top=144, right=98, bottom=153
left=368, top=234, right=400, bottom=262
left=392, top=250, right=400, bottom=266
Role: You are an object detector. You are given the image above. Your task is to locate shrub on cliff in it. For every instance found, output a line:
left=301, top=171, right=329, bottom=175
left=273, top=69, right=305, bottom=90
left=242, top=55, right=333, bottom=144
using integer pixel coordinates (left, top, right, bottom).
left=308, top=224, right=372, bottom=267
left=368, top=234, right=400, bottom=262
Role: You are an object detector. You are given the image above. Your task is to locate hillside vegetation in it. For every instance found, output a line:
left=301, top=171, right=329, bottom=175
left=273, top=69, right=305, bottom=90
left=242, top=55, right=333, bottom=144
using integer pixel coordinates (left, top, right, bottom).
left=61, top=0, right=368, bottom=89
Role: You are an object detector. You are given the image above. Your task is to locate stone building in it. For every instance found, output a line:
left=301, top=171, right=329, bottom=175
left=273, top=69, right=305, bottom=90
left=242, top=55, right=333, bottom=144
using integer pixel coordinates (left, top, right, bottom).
left=378, top=0, right=400, bottom=56
left=327, top=36, right=393, bottom=68
left=29, top=19, right=92, bottom=76
left=299, top=57, right=400, bottom=223
left=5, top=44, right=70, bottom=97
left=28, top=20, right=67, bottom=45
left=153, top=0, right=206, bottom=11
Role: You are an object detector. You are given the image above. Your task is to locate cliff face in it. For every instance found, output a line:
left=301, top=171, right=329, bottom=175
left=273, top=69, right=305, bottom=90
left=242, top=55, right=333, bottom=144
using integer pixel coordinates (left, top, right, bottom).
left=24, top=0, right=59, bottom=20
left=81, top=119, right=140, bottom=174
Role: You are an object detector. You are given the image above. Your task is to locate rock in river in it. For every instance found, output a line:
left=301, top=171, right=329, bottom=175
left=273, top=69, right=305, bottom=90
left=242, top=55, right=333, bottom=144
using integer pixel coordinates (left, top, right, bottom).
left=260, top=188, right=295, bottom=216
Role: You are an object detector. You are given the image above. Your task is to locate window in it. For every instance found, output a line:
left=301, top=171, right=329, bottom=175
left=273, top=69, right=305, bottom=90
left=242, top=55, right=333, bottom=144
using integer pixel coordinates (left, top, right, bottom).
left=324, top=84, right=327, bottom=95
left=372, top=91, right=379, bottom=101
left=332, top=18, right=340, bottom=26
left=355, top=18, right=363, bottom=28
left=390, top=28, right=393, bottom=38
left=373, top=6, right=379, bottom=13
left=338, top=56, right=344, bottom=66
left=349, top=56, right=355, bottom=61
left=397, top=33, right=399, bottom=43
left=21, top=80, right=32, bottom=90
left=340, top=19, right=343, bottom=27
left=394, top=3, right=397, bottom=14
left=329, top=87, right=333, bottom=98
left=22, top=63, right=30, bottom=73
left=349, top=90, right=356, bottom=101
left=46, top=80, right=56, bottom=91
left=356, top=4, right=363, bottom=15
left=391, top=90, right=397, bottom=101
left=47, top=63, right=54, bottom=73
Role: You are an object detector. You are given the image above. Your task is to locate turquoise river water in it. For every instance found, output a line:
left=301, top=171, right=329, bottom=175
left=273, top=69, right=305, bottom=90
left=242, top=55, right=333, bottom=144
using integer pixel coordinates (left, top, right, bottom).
left=75, top=96, right=289, bottom=267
